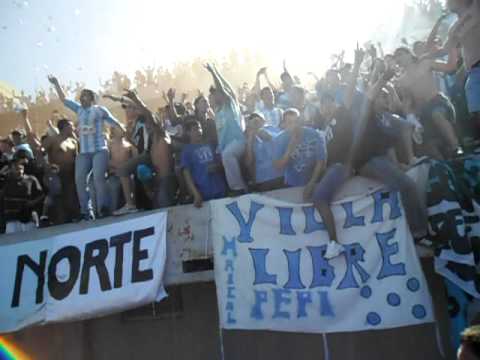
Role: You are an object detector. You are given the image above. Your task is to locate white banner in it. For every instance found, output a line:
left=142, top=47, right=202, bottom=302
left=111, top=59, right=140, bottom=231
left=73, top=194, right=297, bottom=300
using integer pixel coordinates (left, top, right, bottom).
left=0, top=212, right=167, bottom=333
left=212, top=191, right=434, bottom=333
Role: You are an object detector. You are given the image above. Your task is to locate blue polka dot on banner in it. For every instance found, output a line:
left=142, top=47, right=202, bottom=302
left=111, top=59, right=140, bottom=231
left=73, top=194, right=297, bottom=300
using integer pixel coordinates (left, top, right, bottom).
left=387, top=293, right=401, bottom=307
left=407, top=277, right=420, bottom=292
left=412, top=305, right=426, bottom=319
left=366, top=312, right=381, bottom=326
left=360, top=286, right=372, bottom=299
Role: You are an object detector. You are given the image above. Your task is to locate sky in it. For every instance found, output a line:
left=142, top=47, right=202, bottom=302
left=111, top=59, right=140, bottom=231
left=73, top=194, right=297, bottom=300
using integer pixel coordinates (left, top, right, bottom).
left=0, top=0, right=412, bottom=96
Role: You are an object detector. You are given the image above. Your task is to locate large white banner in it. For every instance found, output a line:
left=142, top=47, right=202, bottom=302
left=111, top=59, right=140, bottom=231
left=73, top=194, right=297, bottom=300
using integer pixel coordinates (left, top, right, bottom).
left=212, top=191, right=434, bottom=333
left=0, top=212, right=167, bottom=333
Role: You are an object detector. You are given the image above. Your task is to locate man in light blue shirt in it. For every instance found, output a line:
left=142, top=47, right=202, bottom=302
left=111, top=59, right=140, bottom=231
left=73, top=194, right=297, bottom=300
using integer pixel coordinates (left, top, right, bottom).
left=48, top=75, right=126, bottom=220
left=273, top=108, right=327, bottom=187
left=245, top=112, right=284, bottom=192
left=205, top=63, right=247, bottom=193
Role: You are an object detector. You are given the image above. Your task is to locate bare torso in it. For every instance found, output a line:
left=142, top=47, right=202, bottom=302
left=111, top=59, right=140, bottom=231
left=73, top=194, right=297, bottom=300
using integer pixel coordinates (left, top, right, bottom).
left=109, top=139, right=133, bottom=175
left=47, top=136, right=77, bottom=170
left=397, top=60, right=438, bottom=105
left=449, top=1, right=480, bottom=70
left=150, top=136, right=172, bottom=178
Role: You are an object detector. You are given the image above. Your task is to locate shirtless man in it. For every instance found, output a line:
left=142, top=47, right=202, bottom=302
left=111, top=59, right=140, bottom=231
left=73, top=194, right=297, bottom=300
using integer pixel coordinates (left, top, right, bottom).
left=107, top=126, right=135, bottom=212
left=442, top=0, right=480, bottom=136
left=394, top=47, right=460, bottom=158
left=43, top=118, right=80, bottom=222
left=114, top=89, right=176, bottom=213
left=149, top=123, right=176, bottom=208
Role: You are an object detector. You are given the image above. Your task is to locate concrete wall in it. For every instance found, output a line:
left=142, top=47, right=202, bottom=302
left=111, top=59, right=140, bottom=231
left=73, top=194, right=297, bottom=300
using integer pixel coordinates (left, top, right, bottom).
left=3, top=258, right=456, bottom=360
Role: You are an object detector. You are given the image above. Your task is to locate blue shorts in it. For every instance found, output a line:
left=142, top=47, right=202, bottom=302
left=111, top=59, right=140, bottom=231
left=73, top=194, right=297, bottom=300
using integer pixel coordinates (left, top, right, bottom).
left=465, top=66, right=480, bottom=114
left=312, top=163, right=350, bottom=203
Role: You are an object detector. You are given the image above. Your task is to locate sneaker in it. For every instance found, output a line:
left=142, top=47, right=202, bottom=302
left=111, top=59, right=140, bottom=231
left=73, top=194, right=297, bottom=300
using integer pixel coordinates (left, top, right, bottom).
left=324, top=241, right=344, bottom=259
left=113, top=205, right=138, bottom=216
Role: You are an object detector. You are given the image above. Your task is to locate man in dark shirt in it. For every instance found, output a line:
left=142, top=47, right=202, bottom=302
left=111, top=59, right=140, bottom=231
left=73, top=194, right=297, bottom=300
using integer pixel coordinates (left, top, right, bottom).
left=1, top=160, right=44, bottom=234
left=352, top=89, right=428, bottom=241
left=306, top=94, right=356, bottom=259
left=304, top=46, right=364, bottom=259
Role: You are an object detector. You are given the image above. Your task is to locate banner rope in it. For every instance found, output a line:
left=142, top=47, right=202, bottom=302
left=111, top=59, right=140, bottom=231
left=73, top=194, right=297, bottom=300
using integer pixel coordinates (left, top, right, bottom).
left=435, top=321, right=445, bottom=359
left=219, top=326, right=226, bottom=360
left=322, top=333, right=330, bottom=360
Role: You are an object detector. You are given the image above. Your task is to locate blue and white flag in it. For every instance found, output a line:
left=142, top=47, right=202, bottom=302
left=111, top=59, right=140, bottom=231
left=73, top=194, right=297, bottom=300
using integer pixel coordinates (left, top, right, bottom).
left=212, top=191, right=434, bottom=333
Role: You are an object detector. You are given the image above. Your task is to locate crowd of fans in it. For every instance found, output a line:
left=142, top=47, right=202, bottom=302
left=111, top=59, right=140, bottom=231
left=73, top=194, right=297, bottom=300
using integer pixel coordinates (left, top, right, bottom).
left=0, top=0, right=478, bottom=259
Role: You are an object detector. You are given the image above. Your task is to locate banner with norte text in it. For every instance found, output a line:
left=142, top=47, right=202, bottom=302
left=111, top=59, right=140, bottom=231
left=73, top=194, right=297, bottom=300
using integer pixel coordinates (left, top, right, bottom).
left=0, top=212, right=167, bottom=333
left=212, top=191, right=434, bottom=333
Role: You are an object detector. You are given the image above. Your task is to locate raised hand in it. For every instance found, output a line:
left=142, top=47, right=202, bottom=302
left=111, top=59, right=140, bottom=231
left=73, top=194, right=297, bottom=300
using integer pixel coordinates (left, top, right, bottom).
left=257, top=67, right=267, bottom=77
left=47, top=75, right=59, bottom=85
left=123, top=88, right=139, bottom=102
left=167, top=88, right=176, bottom=102
left=204, top=63, right=214, bottom=73
left=354, top=44, right=366, bottom=65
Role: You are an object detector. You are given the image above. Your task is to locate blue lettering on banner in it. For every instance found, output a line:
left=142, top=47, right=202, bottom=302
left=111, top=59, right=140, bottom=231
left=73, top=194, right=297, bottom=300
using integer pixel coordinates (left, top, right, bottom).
left=342, top=201, right=366, bottom=228
left=249, top=248, right=278, bottom=285
left=307, top=246, right=335, bottom=288
left=296, top=291, right=312, bottom=318
left=249, top=289, right=336, bottom=320
left=220, top=195, right=425, bottom=328
left=273, top=288, right=292, bottom=319
left=337, top=243, right=370, bottom=289
left=226, top=201, right=264, bottom=243
left=276, top=207, right=297, bottom=235
left=221, top=236, right=237, bottom=257
left=227, top=311, right=237, bottom=324
left=319, top=291, right=335, bottom=317
left=371, top=190, right=402, bottom=223
left=225, top=259, right=234, bottom=272
left=221, top=234, right=238, bottom=324
left=302, top=206, right=326, bottom=233
left=283, top=249, right=306, bottom=290
left=251, top=290, right=268, bottom=320
left=227, top=286, right=236, bottom=299
left=376, top=229, right=406, bottom=280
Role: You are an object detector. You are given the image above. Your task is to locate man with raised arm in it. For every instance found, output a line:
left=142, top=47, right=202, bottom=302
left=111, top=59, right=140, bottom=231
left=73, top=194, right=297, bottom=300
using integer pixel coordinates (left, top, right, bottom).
left=304, top=46, right=365, bottom=259
left=204, top=63, right=247, bottom=194
left=252, top=67, right=283, bottom=129
left=48, top=75, right=126, bottom=220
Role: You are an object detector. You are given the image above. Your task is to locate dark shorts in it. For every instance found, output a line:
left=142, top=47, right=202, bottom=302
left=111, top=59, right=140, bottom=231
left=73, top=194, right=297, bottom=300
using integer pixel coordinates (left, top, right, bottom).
left=312, top=163, right=350, bottom=203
